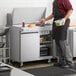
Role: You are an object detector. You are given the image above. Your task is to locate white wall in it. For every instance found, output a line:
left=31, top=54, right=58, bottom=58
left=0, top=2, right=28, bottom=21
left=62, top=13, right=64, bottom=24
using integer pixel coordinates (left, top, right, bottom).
left=70, top=0, right=76, bottom=25
left=0, top=0, right=76, bottom=27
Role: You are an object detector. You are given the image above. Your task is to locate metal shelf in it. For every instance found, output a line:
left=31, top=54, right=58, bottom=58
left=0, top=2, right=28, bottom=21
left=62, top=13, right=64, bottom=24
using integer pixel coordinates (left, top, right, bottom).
left=40, top=41, right=52, bottom=44
left=0, top=48, right=9, bottom=50
left=0, top=27, right=10, bottom=64
left=0, top=55, right=10, bottom=60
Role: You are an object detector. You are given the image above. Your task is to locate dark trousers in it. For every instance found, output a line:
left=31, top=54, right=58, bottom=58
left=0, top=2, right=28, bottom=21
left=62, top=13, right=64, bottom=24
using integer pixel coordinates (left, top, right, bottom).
left=55, top=30, right=73, bottom=64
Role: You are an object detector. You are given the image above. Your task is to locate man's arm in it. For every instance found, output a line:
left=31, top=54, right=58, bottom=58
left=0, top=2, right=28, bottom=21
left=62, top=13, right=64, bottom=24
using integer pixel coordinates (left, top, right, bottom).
left=63, top=0, right=73, bottom=20
left=60, top=9, right=73, bottom=25
left=44, top=13, right=54, bottom=21
left=64, top=9, right=73, bottom=20
left=38, top=13, right=54, bottom=25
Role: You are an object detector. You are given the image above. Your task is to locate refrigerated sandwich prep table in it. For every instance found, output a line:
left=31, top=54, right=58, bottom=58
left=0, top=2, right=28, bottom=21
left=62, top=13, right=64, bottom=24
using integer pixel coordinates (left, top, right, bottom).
left=6, top=7, right=53, bottom=66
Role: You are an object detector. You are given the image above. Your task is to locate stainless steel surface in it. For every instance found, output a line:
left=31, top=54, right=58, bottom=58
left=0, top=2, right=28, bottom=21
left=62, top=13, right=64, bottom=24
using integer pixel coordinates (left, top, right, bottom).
left=12, top=7, right=46, bottom=24
left=1, top=62, right=34, bottom=76
left=68, top=27, right=76, bottom=57
left=21, top=32, right=39, bottom=62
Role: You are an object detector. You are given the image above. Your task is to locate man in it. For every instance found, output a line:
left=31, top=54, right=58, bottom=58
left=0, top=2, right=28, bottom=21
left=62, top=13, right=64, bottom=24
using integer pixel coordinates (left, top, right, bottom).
left=39, top=0, right=73, bottom=68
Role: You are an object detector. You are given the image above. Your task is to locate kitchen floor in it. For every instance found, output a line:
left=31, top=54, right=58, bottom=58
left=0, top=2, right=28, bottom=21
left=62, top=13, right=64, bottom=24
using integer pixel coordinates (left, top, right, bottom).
left=10, top=58, right=76, bottom=70
left=10, top=60, right=53, bottom=70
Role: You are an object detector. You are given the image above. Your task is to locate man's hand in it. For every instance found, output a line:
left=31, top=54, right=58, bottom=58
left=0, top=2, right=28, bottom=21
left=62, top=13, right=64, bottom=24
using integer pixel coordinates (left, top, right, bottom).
left=60, top=18, right=66, bottom=25
left=36, top=19, right=45, bottom=26
left=55, top=18, right=66, bottom=26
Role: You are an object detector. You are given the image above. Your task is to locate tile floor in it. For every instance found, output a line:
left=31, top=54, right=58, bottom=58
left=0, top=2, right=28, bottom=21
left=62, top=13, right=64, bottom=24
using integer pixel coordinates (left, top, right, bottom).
left=10, top=58, right=76, bottom=70
left=10, top=60, right=54, bottom=70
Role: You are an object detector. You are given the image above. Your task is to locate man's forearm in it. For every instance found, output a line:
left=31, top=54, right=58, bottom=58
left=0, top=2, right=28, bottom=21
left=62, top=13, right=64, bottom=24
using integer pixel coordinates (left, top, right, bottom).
left=64, top=9, right=73, bottom=20
left=44, top=14, right=54, bottom=21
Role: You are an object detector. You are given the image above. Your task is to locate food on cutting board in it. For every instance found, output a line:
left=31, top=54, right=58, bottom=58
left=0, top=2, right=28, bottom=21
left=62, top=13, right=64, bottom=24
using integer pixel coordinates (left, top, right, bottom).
left=28, top=23, right=36, bottom=28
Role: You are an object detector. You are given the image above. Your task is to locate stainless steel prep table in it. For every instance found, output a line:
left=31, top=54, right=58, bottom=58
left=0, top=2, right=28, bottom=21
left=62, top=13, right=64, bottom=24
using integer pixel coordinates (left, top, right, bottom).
left=10, top=25, right=53, bottom=66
